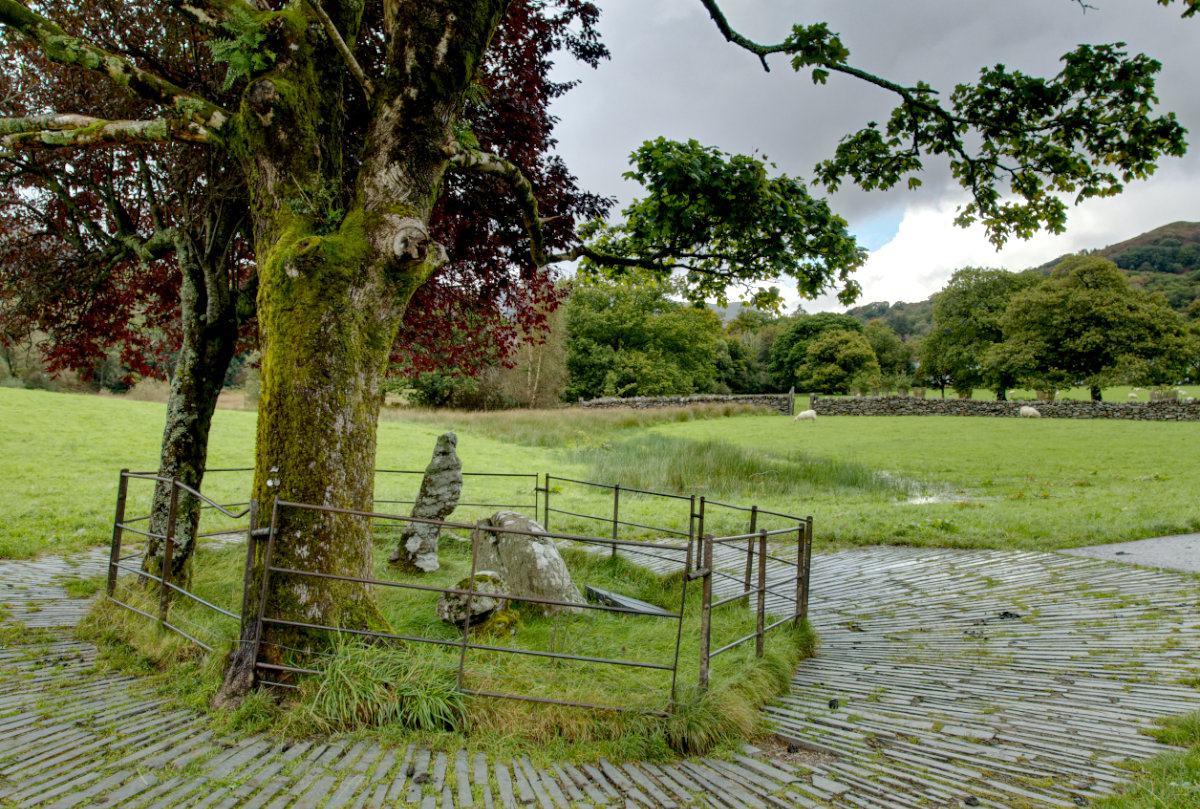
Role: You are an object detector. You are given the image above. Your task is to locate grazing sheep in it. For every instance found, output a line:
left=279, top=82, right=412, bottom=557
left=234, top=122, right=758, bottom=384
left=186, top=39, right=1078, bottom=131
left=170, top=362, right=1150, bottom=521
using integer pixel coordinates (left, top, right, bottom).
left=793, top=409, right=818, bottom=423
left=1019, top=405, right=1041, bottom=419
left=1128, top=391, right=1139, bottom=400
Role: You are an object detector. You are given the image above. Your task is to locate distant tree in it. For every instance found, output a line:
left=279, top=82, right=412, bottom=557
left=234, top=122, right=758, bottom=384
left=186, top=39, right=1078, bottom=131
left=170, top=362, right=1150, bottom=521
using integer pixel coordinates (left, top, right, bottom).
left=795, top=329, right=882, bottom=394
left=864, top=319, right=912, bottom=386
left=768, top=313, right=863, bottom=390
left=990, top=256, right=1193, bottom=399
left=916, top=331, right=957, bottom=398
left=564, top=278, right=722, bottom=399
left=927, top=267, right=1038, bottom=400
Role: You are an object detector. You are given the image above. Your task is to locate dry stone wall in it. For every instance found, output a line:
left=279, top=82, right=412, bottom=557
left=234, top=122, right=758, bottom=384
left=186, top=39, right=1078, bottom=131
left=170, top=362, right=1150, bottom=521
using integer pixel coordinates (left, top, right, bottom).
left=810, top=393, right=1200, bottom=421
left=579, top=393, right=793, bottom=415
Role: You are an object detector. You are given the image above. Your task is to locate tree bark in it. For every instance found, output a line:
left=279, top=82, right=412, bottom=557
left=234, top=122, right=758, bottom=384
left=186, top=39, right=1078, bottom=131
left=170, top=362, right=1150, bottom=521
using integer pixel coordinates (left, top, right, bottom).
left=1090, top=384, right=1103, bottom=401
left=144, top=233, right=241, bottom=587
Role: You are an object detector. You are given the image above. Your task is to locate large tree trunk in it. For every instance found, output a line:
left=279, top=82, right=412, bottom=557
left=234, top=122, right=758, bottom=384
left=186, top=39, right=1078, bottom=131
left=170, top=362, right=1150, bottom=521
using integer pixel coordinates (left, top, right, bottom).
left=217, top=1, right=509, bottom=702
left=144, top=235, right=240, bottom=587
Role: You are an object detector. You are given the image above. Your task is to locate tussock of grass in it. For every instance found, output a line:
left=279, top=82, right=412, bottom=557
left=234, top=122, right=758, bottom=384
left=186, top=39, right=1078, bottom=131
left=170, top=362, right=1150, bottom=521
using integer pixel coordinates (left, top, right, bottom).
left=1098, top=711, right=1200, bottom=809
left=577, top=433, right=907, bottom=499
left=379, top=403, right=771, bottom=448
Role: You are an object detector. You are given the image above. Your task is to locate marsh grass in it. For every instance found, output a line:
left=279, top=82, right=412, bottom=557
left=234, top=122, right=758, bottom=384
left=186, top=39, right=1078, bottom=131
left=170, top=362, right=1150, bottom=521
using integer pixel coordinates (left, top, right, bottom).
left=576, top=433, right=908, bottom=499
left=87, top=529, right=811, bottom=761
left=379, top=403, right=772, bottom=448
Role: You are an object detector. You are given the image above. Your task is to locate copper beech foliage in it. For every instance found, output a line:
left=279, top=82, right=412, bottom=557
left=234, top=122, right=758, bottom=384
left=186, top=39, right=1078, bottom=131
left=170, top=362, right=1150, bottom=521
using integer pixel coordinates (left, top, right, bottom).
left=0, top=0, right=610, bottom=384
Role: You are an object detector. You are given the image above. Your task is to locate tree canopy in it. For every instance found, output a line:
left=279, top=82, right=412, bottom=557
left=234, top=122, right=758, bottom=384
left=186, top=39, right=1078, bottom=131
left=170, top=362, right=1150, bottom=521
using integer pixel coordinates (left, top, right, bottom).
left=990, top=255, right=1194, bottom=398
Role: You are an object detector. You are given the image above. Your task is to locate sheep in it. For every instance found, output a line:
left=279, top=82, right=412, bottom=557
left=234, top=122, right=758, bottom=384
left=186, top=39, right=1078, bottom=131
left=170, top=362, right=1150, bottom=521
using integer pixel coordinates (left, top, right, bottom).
left=1128, top=391, right=1139, bottom=400
left=793, top=409, right=818, bottom=423
left=1019, top=405, right=1041, bottom=419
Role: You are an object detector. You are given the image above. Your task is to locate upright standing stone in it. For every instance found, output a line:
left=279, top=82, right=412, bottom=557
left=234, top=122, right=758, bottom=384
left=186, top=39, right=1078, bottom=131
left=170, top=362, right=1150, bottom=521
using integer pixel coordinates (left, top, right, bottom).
left=388, top=433, right=462, bottom=572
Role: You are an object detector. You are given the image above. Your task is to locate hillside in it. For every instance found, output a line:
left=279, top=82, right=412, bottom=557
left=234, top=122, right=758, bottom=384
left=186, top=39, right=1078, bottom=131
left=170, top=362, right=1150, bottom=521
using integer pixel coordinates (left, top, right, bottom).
left=849, top=221, right=1200, bottom=329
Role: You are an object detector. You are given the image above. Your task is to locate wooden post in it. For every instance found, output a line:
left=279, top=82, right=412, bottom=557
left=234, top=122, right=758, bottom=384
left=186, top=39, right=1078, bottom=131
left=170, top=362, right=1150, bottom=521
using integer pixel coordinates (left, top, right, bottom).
left=158, top=479, right=179, bottom=627
left=797, top=517, right=813, bottom=624
left=611, top=484, right=620, bottom=558
left=756, top=530, right=767, bottom=658
left=107, top=469, right=129, bottom=597
left=698, top=533, right=713, bottom=691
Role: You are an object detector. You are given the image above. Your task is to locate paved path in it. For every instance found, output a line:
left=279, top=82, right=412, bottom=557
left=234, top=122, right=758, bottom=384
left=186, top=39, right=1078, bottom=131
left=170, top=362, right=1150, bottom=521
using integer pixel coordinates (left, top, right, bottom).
left=1, top=544, right=1198, bottom=808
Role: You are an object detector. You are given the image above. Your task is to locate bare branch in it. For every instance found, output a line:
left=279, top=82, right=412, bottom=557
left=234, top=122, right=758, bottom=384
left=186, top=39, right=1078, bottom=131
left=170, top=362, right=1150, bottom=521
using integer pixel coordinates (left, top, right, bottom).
left=0, top=0, right=231, bottom=138
left=0, top=115, right=213, bottom=152
left=304, top=0, right=374, bottom=100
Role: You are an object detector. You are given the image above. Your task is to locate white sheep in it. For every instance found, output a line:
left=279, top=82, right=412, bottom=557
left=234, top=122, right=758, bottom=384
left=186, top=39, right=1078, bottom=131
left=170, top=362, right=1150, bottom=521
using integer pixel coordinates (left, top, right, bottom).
left=1128, top=391, right=1139, bottom=400
left=1019, top=405, right=1041, bottom=419
left=793, top=409, right=818, bottom=423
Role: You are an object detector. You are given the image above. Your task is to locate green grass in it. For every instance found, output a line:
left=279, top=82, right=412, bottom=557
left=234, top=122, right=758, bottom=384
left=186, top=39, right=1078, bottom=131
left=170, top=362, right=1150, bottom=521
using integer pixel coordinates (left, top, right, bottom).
left=86, top=534, right=813, bottom=762
left=1098, top=712, right=1200, bottom=809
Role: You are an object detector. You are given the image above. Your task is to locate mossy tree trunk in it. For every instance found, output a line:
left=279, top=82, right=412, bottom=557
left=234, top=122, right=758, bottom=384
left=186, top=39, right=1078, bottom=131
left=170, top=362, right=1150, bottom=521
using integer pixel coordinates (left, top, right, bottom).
left=215, top=0, right=509, bottom=690
left=145, top=226, right=246, bottom=588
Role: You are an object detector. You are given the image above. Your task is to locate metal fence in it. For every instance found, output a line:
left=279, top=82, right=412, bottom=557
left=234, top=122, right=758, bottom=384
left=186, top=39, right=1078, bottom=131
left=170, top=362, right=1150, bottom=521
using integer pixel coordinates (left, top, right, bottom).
left=108, top=467, right=813, bottom=715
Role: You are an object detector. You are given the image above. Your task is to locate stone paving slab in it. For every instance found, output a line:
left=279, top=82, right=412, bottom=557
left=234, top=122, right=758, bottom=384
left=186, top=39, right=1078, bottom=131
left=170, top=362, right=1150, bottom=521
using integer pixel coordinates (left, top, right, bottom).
left=2, top=542, right=1199, bottom=807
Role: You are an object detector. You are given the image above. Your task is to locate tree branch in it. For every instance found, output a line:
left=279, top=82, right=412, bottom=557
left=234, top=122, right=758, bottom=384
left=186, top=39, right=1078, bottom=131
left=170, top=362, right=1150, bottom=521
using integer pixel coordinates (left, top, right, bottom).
left=0, top=115, right=213, bottom=152
left=447, top=144, right=551, bottom=265
left=304, top=0, right=374, bottom=100
left=167, top=0, right=255, bottom=29
left=0, top=0, right=231, bottom=138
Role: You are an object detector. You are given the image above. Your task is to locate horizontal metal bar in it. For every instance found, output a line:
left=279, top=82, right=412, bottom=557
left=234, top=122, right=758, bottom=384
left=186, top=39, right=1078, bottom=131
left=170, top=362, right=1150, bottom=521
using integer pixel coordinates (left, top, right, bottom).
left=199, top=467, right=254, bottom=473
left=611, top=518, right=690, bottom=538
left=375, top=469, right=538, bottom=479
left=274, top=500, right=689, bottom=551
left=459, top=688, right=668, bottom=717
left=711, top=526, right=799, bottom=544
left=122, top=514, right=151, bottom=525
left=107, top=595, right=215, bottom=653
left=703, top=500, right=806, bottom=523
left=116, top=524, right=167, bottom=540
left=709, top=631, right=758, bottom=659
left=546, top=475, right=693, bottom=502
left=545, top=506, right=609, bottom=523
left=262, top=618, right=467, bottom=649
left=162, top=581, right=240, bottom=620
left=255, top=661, right=321, bottom=676
left=261, top=617, right=673, bottom=670
left=763, top=614, right=798, bottom=633
left=170, top=480, right=251, bottom=519
left=373, top=500, right=534, bottom=511
left=115, top=560, right=161, bottom=582
left=259, top=679, right=300, bottom=690
left=711, top=590, right=755, bottom=609
left=161, top=621, right=215, bottom=653
left=265, top=566, right=681, bottom=618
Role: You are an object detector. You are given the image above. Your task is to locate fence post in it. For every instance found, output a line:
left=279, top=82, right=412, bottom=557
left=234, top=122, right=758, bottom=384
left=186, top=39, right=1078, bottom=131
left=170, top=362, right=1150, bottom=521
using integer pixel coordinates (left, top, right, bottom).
left=457, top=521, right=483, bottom=691
left=743, top=505, right=757, bottom=594
left=799, top=517, right=813, bottom=623
left=542, top=474, right=551, bottom=532
left=669, top=540, right=692, bottom=708
left=698, top=533, right=713, bottom=691
left=696, top=497, right=706, bottom=564
left=107, top=469, right=129, bottom=598
left=788, top=386, right=795, bottom=416
left=611, top=484, right=620, bottom=557
left=756, top=529, right=767, bottom=658
left=238, top=500, right=260, bottom=626
left=158, top=479, right=179, bottom=627
left=251, top=500, right=281, bottom=681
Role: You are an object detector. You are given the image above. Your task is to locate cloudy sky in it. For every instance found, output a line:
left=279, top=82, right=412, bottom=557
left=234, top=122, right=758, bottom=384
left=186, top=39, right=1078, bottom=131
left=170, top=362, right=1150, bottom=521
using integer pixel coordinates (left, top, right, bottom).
left=547, top=0, right=1200, bottom=312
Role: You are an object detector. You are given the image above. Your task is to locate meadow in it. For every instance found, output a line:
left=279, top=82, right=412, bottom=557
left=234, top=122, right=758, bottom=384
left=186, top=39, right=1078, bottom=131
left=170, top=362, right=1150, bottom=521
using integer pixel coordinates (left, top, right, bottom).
left=3, top=386, right=1199, bottom=559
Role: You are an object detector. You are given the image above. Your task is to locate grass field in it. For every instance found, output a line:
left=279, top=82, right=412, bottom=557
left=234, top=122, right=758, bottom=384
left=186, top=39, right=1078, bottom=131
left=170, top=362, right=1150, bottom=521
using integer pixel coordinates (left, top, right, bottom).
left=3, top=387, right=1199, bottom=559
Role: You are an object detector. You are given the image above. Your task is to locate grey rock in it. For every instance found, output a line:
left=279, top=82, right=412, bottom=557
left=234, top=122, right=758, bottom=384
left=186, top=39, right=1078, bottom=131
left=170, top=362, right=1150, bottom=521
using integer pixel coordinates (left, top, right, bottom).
left=471, top=511, right=585, bottom=615
left=388, top=433, right=463, bottom=572
left=436, top=572, right=508, bottom=628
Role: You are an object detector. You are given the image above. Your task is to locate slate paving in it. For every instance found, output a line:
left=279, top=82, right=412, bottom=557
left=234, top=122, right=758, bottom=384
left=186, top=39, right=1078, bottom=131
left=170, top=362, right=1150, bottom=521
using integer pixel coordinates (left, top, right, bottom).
left=1, top=543, right=1198, bottom=808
